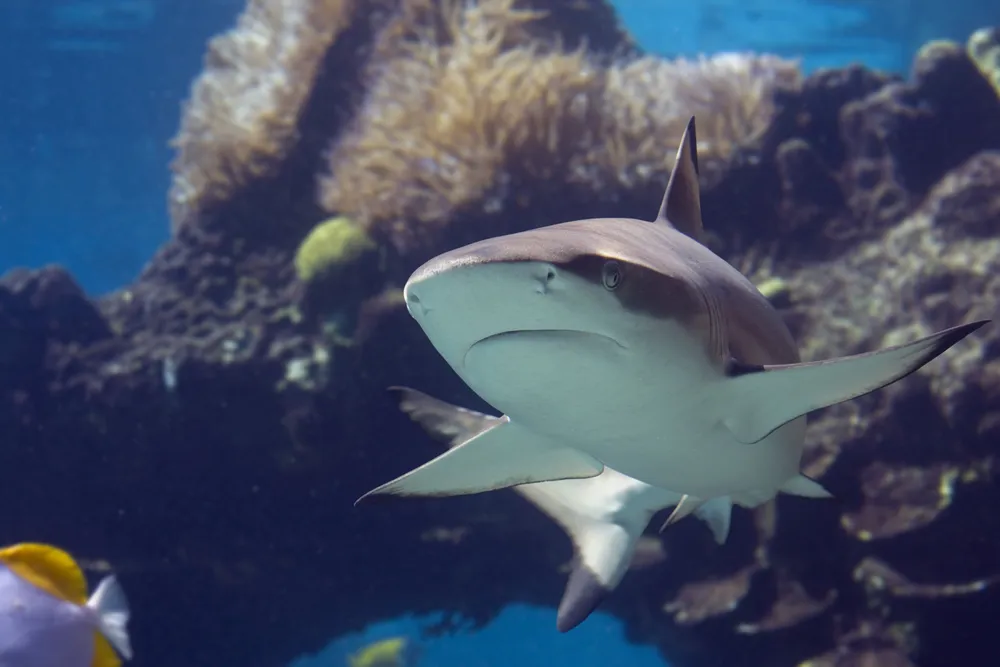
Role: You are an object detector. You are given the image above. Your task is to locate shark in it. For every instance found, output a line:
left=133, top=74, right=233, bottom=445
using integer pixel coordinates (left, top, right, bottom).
left=387, top=386, right=719, bottom=631
left=357, top=115, right=989, bottom=605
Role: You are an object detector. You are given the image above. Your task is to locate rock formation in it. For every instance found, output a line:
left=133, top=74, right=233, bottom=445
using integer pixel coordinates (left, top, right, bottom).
left=1, top=1, right=997, bottom=666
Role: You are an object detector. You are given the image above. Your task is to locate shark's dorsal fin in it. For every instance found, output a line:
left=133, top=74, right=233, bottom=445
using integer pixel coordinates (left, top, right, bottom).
left=655, top=116, right=704, bottom=242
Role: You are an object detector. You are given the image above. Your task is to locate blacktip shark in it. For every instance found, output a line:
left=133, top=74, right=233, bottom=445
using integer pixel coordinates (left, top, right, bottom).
left=358, top=116, right=989, bottom=612
left=388, top=386, right=709, bottom=631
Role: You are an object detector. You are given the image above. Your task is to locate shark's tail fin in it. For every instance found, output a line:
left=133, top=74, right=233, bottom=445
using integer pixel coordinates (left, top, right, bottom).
left=389, top=387, right=664, bottom=632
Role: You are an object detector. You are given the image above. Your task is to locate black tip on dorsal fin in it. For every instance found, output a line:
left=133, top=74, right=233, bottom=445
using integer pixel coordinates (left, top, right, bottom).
left=654, top=116, right=704, bottom=242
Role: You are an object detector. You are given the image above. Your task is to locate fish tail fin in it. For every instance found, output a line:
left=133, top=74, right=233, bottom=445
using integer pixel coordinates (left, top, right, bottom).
left=87, top=575, right=133, bottom=660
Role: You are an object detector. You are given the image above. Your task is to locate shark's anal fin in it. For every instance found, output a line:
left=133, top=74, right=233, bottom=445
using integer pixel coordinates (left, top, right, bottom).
left=722, top=320, right=990, bottom=444
left=654, top=116, right=704, bottom=241
left=659, top=495, right=733, bottom=544
left=357, top=391, right=604, bottom=503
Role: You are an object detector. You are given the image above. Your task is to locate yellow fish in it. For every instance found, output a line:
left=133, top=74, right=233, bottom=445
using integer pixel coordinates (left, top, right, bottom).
left=348, top=637, right=420, bottom=667
left=0, top=543, right=133, bottom=667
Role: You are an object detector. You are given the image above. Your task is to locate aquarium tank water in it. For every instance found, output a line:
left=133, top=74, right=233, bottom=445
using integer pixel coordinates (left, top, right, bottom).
left=0, top=1, right=998, bottom=667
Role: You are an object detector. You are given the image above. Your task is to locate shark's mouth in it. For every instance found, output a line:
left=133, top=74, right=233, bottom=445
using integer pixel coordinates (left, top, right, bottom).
left=463, top=329, right=624, bottom=367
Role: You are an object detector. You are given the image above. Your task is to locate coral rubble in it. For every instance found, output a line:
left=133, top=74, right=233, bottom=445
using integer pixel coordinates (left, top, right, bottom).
left=2, top=3, right=999, bottom=667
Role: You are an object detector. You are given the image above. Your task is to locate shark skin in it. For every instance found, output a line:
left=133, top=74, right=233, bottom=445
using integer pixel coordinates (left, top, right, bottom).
left=357, top=116, right=990, bottom=541
left=387, top=386, right=727, bottom=632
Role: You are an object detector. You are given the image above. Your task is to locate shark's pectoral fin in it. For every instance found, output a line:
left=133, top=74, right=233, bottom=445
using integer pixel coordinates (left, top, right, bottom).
left=780, top=474, right=832, bottom=498
left=659, top=494, right=733, bottom=544
left=557, top=519, right=643, bottom=632
left=356, top=413, right=604, bottom=503
left=722, top=320, right=989, bottom=444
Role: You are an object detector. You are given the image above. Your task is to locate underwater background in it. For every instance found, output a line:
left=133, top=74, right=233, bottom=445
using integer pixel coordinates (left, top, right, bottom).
left=1, top=0, right=999, bottom=666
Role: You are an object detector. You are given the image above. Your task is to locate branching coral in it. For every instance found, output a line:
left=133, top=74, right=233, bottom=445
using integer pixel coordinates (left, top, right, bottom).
left=596, top=53, right=801, bottom=188
left=968, top=26, right=1000, bottom=98
left=320, top=0, right=608, bottom=253
left=294, top=215, right=376, bottom=284
left=169, top=0, right=357, bottom=230
left=319, top=0, right=801, bottom=255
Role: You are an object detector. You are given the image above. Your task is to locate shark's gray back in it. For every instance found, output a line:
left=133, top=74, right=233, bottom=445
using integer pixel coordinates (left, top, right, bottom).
left=414, top=214, right=800, bottom=368
left=549, top=217, right=801, bottom=368
left=712, top=269, right=801, bottom=366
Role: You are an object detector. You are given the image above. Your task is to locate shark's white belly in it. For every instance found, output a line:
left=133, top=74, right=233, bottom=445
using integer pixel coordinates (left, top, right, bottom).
left=460, top=328, right=805, bottom=500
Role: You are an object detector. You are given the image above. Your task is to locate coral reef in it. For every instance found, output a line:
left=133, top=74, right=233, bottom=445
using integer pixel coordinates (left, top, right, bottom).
left=319, top=0, right=800, bottom=257
left=293, top=215, right=389, bottom=336
left=294, top=216, right=376, bottom=284
left=968, top=27, right=1000, bottom=97
left=2, top=3, right=1000, bottom=667
left=169, top=0, right=361, bottom=238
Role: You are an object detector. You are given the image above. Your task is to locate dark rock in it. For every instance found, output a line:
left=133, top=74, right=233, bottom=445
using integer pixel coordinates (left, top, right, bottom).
left=775, top=138, right=845, bottom=234
left=924, top=151, right=1000, bottom=240
left=2, top=9, right=999, bottom=667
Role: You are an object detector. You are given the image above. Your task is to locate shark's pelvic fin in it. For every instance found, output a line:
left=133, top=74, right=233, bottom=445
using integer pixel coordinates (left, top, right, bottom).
left=780, top=474, right=833, bottom=498
left=722, top=320, right=990, bottom=444
left=356, top=408, right=604, bottom=502
left=389, top=387, right=652, bottom=632
left=391, top=386, right=499, bottom=444
left=655, top=116, right=704, bottom=242
left=694, top=497, right=734, bottom=544
left=659, top=494, right=733, bottom=544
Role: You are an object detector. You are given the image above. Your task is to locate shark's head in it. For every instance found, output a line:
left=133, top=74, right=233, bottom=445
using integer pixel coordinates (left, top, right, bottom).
left=400, top=119, right=723, bottom=437
left=402, top=216, right=721, bottom=436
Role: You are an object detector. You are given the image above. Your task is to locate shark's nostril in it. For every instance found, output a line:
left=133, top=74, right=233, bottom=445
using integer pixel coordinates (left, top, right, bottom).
left=536, top=266, right=558, bottom=294
left=405, top=287, right=426, bottom=315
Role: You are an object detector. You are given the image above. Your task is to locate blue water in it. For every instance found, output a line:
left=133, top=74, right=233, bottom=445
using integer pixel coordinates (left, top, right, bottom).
left=289, top=604, right=664, bottom=667
left=1, top=1, right=996, bottom=665
left=2, top=0, right=997, bottom=298
left=0, top=0, right=241, bottom=295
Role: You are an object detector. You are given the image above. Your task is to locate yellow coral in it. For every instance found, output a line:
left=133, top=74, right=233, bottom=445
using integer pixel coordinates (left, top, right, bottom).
left=967, top=27, right=1000, bottom=98
left=319, top=0, right=801, bottom=254
left=598, top=52, right=801, bottom=186
left=169, top=0, right=356, bottom=230
left=320, top=0, right=604, bottom=252
left=294, top=216, right=377, bottom=283
left=755, top=276, right=791, bottom=302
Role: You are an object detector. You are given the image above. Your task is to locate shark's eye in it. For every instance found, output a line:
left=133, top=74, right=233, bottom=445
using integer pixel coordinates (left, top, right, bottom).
left=602, top=261, right=623, bottom=290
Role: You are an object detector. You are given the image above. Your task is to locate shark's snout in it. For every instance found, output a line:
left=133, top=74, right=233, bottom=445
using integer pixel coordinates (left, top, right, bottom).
left=402, top=280, right=426, bottom=318
left=403, top=260, right=564, bottom=322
